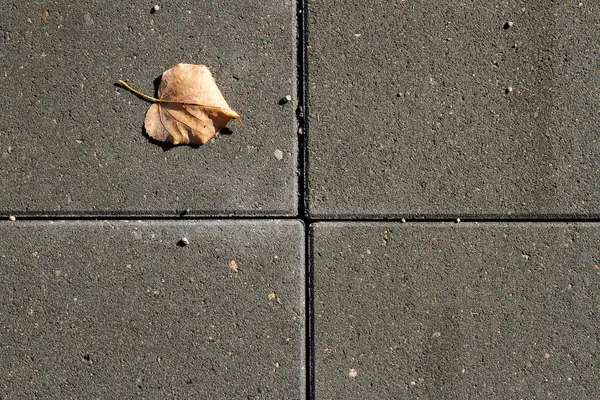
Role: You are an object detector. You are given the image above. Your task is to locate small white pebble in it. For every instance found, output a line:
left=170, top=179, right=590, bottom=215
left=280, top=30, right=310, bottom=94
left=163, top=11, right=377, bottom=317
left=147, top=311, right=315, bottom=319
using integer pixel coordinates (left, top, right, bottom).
left=401, top=218, right=406, bottom=223
left=285, top=94, right=292, bottom=102
left=578, top=2, right=583, bottom=7
left=152, top=4, right=160, bottom=12
left=228, top=259, right=239, bottom=272
left=8, top=215, right=16, bottom=222
left=274, top=149, right=284, bottom=160
left=456, top=218, right=461, bottom=223
left=180, top=237, right=189, bottom=246
left=508, top=21, right=514, bottom=27
left=410, top=381, right=416, bottom=386
left=348, top=368, right=357, bottom=378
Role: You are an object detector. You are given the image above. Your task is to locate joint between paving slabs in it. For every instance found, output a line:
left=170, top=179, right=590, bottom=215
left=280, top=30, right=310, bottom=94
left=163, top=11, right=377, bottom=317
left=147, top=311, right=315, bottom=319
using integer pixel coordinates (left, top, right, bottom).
left=294, top=0, right=316, bottom=399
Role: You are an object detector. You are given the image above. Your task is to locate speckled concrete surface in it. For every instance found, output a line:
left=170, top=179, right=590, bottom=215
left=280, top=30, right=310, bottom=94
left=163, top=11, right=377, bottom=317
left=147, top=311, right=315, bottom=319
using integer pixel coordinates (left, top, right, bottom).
left=0, top=1, right=297, bottom=216
left=2, top=1, right=600, bottom=399
left=0, top=220, right=305, bottom=399
left=313, top=222, right=600, bottom=399
left=307, top=0, right=600, bottom=218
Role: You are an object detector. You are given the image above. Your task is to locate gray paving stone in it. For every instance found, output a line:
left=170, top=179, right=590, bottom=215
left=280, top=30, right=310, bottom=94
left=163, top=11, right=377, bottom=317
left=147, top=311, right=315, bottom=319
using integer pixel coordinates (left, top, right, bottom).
left=0, top=220, right=305, bottom=398
left=308, top=1, right=600, bottom=218
left=313, top=222, right=600, bottom=399
left=0, top=1, right=297, bottom=217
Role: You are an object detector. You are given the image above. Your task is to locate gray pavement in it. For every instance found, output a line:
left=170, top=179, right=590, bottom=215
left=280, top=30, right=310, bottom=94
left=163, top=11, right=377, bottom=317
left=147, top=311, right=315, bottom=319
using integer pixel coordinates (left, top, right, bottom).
left=1, top=1, right=599, bottom=399
left=308, top=0, right=600, bottom=218
left=313, top=222, right=600, bottom=399
left=0, top=220, right=305, bottom=398
left=0, top=1, right=297, bottom=217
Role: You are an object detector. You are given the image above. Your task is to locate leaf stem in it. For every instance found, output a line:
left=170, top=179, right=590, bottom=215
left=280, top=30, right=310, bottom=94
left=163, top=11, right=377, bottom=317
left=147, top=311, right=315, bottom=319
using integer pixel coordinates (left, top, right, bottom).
left=117, top=80, right=242, bottom=125
left=117, top=80, right=160, bottom=103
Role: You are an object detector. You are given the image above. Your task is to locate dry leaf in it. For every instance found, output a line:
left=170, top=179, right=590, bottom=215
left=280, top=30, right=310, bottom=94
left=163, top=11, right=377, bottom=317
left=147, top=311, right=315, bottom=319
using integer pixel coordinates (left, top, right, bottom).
left=42, top=9, right=49, bottom=21
left=119, top=63, right=240, bottom=145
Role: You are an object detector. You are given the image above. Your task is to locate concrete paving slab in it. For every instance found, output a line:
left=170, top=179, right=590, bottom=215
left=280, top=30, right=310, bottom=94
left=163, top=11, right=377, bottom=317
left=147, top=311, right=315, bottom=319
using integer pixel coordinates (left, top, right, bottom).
left=308, top=1, right=600, bottom=218
left=313, top=222, right=600, bottom=399
left=0, top=1, right=297, bottom=216
left=0, top=220, right=304, bottom=398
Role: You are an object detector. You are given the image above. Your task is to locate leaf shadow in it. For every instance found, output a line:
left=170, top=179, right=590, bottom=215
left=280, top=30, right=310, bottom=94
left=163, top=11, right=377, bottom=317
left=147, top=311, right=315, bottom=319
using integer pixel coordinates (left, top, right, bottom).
left=144, top=131, right=176, bottom=151
left=153, top=75, right=162, bottom=96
